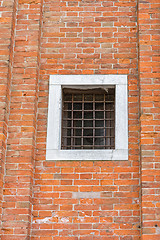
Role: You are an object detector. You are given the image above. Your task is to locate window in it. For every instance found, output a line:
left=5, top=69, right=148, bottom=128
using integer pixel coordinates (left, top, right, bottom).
left=46, top=75, right=128, bottom=161
left=61, top=88, right=115, bottom=150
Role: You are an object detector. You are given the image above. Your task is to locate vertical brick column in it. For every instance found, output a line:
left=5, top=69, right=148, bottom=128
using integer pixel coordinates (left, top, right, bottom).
left=1, top=0, right=42, bottom=238
left=32, top=0, right=141, bottom=239
left=0, top=0, right=15, bottom=234
left=139, top=0, right=160, bottom=239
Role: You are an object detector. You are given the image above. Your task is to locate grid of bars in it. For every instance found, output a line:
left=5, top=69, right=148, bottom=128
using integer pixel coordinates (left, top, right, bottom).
left=61, top=88, right=115, bottom=149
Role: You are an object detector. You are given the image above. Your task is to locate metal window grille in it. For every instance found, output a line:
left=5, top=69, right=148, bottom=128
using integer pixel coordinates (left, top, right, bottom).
left=61, top=88, right=115, bottom=150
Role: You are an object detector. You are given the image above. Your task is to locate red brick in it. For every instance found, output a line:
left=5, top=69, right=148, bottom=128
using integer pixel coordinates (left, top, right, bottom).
left=1, top=0, right=159, bottom=239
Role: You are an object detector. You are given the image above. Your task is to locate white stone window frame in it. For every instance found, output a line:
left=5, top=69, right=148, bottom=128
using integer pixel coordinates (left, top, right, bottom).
left=46, top=75, right=128, bottom=161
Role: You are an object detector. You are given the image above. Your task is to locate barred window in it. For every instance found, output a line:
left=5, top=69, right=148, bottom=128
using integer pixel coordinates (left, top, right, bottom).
left=62, top=88, right=115, bottom=150
left=46, top=75, right=128, bottom=161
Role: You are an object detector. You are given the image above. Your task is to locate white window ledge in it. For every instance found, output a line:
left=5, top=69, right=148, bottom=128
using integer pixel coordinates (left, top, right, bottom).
left=46, top=75, right=128, bottom=161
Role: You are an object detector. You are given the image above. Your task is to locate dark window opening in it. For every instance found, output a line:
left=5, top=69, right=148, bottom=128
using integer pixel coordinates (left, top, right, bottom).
left=61, top=88, right=115, bottom=150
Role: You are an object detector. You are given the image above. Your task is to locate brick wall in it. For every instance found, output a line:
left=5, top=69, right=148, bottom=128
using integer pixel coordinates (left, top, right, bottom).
left=0, top=0, right=159, bottom=239
left=139, top=0, right=160, bottom=239
left=1, top=0, right=42, bottom=238
left=0, top=0, right=15, bottom=234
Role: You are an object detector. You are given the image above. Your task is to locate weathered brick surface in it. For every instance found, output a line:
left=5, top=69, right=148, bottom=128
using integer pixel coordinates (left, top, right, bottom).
left=32, top=0, right=140, bottom=239
left=0, top=0, right=159, bottom=239
left=0, top=0, right=15, bottom=234
left=1, top=0, right=42, bottom=238
left=139, top=0, right=160, bottom=239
